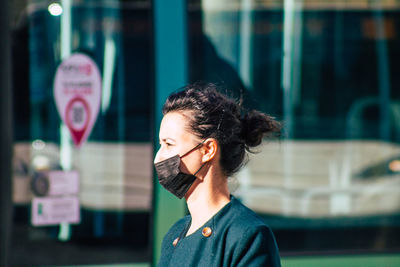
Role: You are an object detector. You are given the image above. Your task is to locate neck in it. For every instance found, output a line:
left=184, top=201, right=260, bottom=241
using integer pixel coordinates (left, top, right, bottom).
left=185, top=166, right=230, bottom=236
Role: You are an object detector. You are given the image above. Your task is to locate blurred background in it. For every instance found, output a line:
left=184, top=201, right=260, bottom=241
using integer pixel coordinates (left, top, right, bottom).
left=1, top=0, right=400, bottom=266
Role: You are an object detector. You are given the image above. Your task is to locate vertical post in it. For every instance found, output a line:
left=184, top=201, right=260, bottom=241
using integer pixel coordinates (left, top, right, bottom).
left=281, top=0, right=303, bottom=139
left=0, top=0, right=13, bottom=266
left=153, top=0, right=187, bottom=265
left=281, top=0, right=303, bottom=215
left=239, top=0, right=254, bottom=91
left=373, top=5, right=391, bottom=141
left=58, top=0, right=72, bottom=242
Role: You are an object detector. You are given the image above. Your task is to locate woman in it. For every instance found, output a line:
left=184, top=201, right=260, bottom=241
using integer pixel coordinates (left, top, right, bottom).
left=154, top=82, right=281, bottom=267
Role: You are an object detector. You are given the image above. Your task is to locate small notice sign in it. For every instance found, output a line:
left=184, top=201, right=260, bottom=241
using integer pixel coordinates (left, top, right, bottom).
left=47, top=171, right=79, bottom=196
left=32, top=196, right=80, bottom=226
left=31, top=171, right=81, bottom=227
left=54, top=53, right=102, bottom=148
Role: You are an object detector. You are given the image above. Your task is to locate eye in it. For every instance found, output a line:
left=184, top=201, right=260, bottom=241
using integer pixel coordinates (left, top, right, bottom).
left=160, top=140, right=174, bottom=148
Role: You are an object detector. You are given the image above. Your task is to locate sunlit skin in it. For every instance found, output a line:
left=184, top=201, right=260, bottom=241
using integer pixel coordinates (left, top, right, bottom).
left=154, top=111, right=231, bottom=236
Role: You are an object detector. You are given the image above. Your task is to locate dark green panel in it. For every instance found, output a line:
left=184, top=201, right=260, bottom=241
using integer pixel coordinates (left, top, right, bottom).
left=153, top=0, right=188, bottom=265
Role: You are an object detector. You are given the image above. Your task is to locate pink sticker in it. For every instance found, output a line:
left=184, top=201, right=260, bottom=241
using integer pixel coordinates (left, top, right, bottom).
left=54, top=53, right=101, bottom=148
left=31, top=196, right=80, bottom=226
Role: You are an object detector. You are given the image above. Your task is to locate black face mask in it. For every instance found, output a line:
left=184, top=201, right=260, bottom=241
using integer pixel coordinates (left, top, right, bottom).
left=154, top=142, right=205, bottom=199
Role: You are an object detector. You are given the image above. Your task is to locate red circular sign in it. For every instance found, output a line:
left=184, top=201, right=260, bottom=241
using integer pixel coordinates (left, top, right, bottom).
left=65, top=96, right=91, bottom=144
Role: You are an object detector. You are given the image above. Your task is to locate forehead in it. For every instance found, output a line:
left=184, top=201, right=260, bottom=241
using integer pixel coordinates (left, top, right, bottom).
left=159, top=111, right=194, bottom=141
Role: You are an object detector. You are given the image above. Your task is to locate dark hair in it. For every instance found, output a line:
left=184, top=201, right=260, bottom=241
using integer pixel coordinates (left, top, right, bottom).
left=163, top=82, right=281, bottom=176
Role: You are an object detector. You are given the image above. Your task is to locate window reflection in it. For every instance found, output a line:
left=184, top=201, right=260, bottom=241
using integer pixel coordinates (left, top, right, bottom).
left=12, top=0, right=152, bottom=265
left=189, top=0, right=400, bottom=253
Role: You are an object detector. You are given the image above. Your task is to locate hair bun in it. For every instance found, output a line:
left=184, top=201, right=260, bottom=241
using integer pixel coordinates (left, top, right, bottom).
left=240, top=110, right=281, bottom=148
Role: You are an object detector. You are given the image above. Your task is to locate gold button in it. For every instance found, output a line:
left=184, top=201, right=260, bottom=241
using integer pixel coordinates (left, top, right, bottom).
left=202, top=227, right=212, bottom=237
left=173, top=237, right=179, bottom=247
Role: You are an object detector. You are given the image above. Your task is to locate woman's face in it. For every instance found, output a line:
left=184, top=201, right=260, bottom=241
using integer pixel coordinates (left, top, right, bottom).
left=154, top=111, right=203, bottom=174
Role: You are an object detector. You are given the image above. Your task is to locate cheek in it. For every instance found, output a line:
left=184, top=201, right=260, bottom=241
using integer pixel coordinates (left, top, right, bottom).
left=179, top=157, right=191, bottom=173
left=179, top=152, right=201, bottom=174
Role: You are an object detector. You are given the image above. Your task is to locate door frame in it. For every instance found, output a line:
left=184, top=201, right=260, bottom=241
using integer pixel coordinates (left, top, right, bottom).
left=0, top=0, right=13, bottom=266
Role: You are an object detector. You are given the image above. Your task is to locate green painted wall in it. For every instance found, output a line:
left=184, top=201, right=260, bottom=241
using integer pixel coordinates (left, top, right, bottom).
left=282, top=254, right=400, bottom=267
left=152, top=0, right=188, bottom=265
left=63, top=254, right=400, bottom=267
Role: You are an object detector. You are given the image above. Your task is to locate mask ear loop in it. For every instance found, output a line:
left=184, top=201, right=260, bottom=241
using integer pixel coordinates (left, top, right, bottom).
left=180, top=139, right=206, bottom=158
left=193, top=161, right=207, bottom=176
left=180, top=139, right=208, bottom=177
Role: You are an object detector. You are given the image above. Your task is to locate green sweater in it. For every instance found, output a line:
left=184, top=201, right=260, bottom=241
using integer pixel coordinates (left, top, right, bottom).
left=158, top=196, right=281, bottom=267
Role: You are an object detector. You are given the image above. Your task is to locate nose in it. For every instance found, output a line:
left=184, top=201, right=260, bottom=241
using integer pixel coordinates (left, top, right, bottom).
left=154, top=149, right=162, bottom=164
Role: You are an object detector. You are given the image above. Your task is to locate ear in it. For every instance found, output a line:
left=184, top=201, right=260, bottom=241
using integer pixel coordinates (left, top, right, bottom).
left=200, top=138, right=218, bottom=163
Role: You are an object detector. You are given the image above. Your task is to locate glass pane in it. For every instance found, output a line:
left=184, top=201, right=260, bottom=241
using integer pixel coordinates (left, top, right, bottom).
left=11, top=0, right=152, bottom=265
left=188, top=0, right=400, bottom=254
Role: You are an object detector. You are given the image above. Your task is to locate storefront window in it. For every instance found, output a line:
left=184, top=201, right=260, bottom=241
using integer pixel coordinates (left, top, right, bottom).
left=188, top=0, right=400, bottom=254
left=11, top=0, right=152, bottom=265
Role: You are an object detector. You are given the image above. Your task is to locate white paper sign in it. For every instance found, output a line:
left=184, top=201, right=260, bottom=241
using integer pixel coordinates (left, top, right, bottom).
left=32, top=196, right=80, bottom=226
left=54, top=53, right=102, bottom=148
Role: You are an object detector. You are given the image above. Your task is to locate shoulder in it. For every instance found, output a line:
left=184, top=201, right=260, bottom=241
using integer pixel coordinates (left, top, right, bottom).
left=227, top=197, right=270, bottom=232
left=223, top=198, right=281, bottom=266
left=217, top=197, right=277, bottom=247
